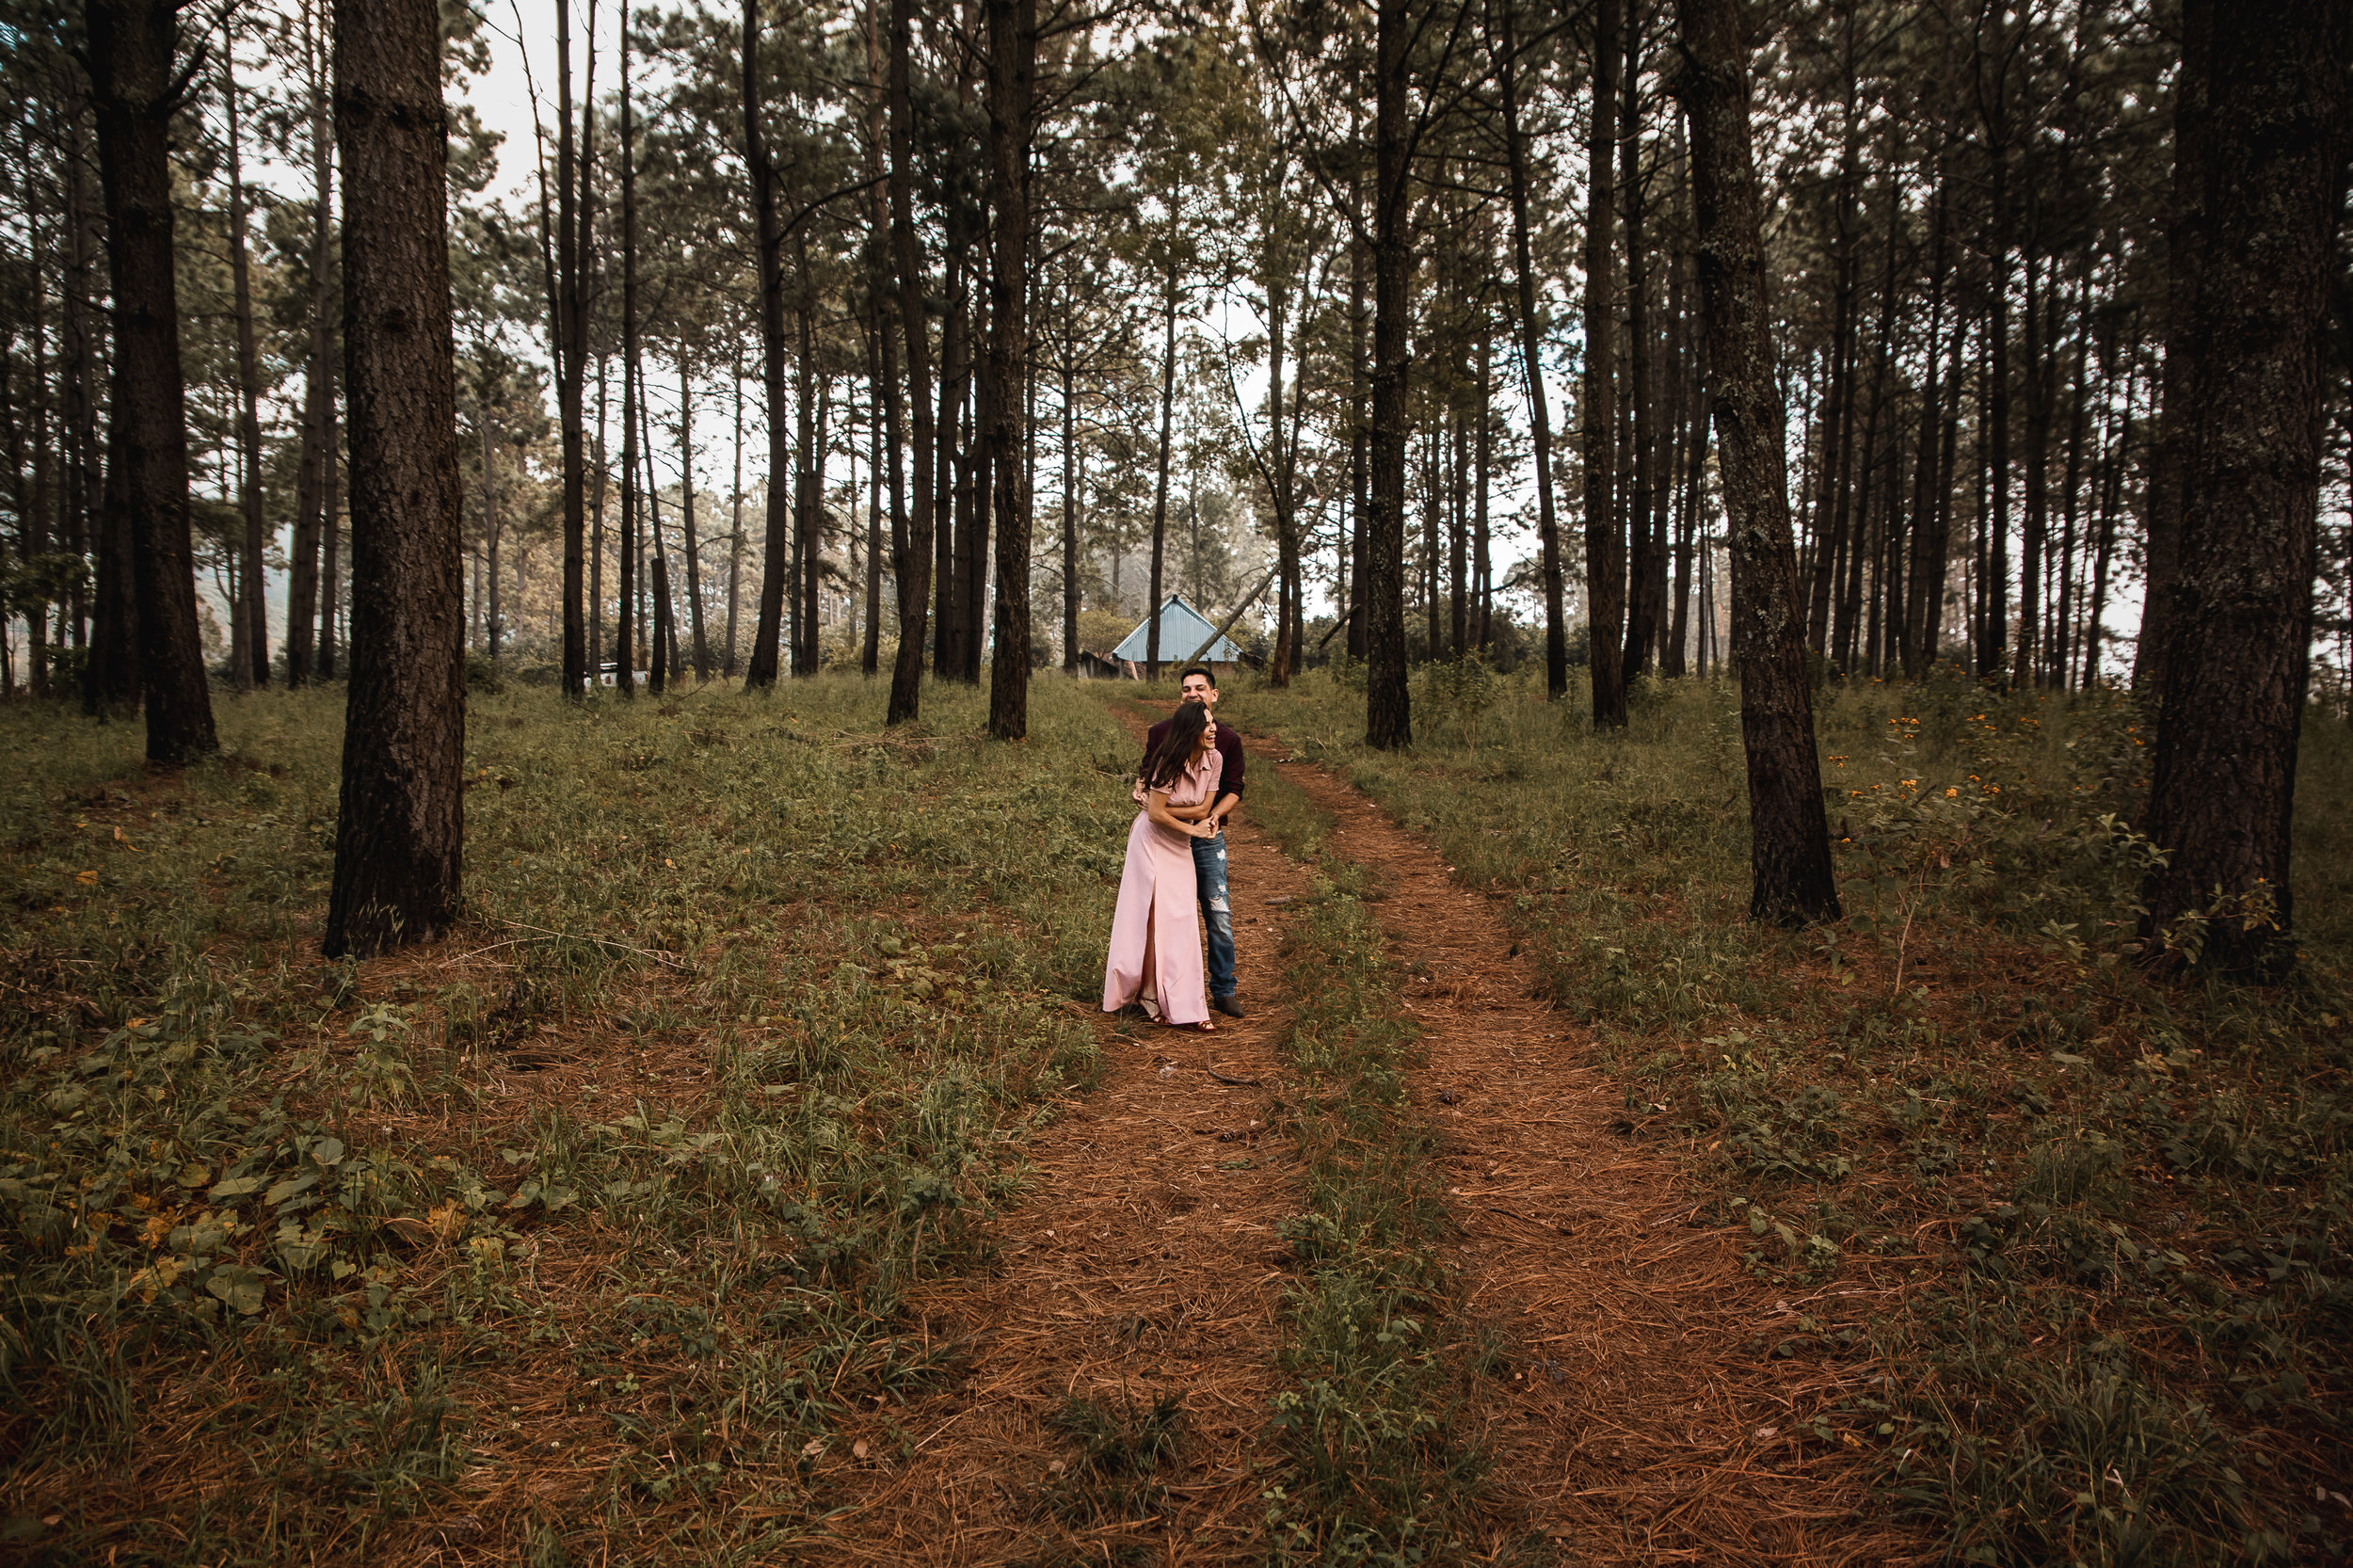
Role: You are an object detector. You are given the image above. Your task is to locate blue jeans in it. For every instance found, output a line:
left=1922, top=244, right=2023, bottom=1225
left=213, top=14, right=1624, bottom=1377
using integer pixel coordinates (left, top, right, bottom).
left=1193, top=829, right=1236, bottom=998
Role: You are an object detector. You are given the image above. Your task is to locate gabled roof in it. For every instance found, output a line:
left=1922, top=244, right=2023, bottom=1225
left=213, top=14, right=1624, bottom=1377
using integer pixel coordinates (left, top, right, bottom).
left=1111, top=593, right=1241, bottom=664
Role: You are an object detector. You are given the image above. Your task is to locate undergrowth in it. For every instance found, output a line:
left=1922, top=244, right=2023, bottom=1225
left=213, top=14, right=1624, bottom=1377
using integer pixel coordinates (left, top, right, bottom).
left=0, top=676, right=1134, bottom=1562
left=1238, top=664, right=2353, bottom=1568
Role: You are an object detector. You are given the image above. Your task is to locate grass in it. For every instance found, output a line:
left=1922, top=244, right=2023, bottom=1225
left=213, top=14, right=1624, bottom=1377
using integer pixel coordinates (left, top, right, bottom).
left=0, top=675, right=1140, bottom=1562
left=1232, top=660, right=2353, bottom=1567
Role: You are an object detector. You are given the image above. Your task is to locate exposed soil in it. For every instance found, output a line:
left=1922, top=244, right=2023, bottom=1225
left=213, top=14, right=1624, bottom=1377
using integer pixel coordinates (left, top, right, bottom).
left=1256, top=743, right=1914, bottom=1566
left=818, top=713, right=1313, bottom=1564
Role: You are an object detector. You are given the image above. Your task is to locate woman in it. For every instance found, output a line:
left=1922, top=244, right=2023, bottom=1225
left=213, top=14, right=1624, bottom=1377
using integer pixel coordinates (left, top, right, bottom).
left=1103, top=700, right=1225, bottom=1031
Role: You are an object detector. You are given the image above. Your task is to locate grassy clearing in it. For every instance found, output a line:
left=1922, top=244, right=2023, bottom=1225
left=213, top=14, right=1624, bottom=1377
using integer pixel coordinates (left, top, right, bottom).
left=0, top=676, right=1139, bottom=1562
left=1235, top=757, right=1499, bottom=1568
left=1233, top=663, right=2353, bottom=1567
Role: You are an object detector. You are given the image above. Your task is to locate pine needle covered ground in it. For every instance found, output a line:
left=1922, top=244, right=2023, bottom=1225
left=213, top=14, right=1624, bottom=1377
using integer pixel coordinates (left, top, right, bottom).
left=1239, top=664, right=2353, bottom=1566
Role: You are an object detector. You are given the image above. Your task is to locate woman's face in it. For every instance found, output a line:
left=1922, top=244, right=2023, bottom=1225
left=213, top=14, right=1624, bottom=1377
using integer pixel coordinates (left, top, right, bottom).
left=1193, top=720, right=1217, bottom=759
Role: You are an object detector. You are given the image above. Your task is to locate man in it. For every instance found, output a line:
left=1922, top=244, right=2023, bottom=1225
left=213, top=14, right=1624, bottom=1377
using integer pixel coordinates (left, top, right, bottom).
left=1141, top=665, right=1245, bottom=1018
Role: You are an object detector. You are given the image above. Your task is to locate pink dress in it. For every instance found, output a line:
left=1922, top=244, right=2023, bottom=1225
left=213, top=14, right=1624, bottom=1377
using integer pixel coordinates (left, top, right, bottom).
left=1102, top=746, right=1224, bottom=1026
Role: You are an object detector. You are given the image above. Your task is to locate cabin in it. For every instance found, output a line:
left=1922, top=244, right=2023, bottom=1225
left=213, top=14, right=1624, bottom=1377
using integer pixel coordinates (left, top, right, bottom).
left=1100, top=593, right=1241, bottom=679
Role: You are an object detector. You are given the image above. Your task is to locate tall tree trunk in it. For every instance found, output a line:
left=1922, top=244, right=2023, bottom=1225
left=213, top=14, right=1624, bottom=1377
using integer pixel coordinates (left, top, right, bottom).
left=726, top=348, right=742, bottom=674
left=1496, top=0, right=1565, bottom=695
left=1984, top=119, right=2013, bottom=680
left=1347, top=155, right=1369, bottom=663
left=1440, top=345, right=1459, bottom=654
left=1583, top=0, right=1625, bottom=728
left=553, top=0, right=594, bottom=696
left=616, top=19, right=640, bottom=696
left=88, top=0, right=216, bottom=762
left=2080, top=374, right=2131, bottom=687
left=885, top=0, right=936, bottom=723
left=61, top=118, right=99, bottom=664
left=1474, top=319, right=1493, bottom=652
left=1620, top=7, right=1662, bottom=687
left=480, top=384, right=501, bottom=658
left=1676, top=0, right=1840, bottom=924
left=1667, top=322, right=1705, bottom=677
left=285, top=0, right=333, bottom=690
left=592, top=351, right=608, bottom=673
left=223, top=37, right=268, bottom=691
left=87, top=414, right=138, bottom=713
left=2012, top=242, right=2048, bottom=689
left=1364, top=0, right=1412, bottom=746
left=1061, top=346, right=1080, bottom=673
left=793, top=232, right=823, bottom=675
left=2052, top=277, right=2088, bottom=688
left=319, top=388, right=343, bottom=676
left=2132, top=0, right=2209, bottom=702
left=863, top=0, right=888, bottom=680
left=21, top=173, right=52, bottom=696
left=326, top=0, right=464, bottom=955
left=743, top=0, right=790, bottom=688
left=984, top=0, right=1034, bottom=737
left=1805, top=93, right=1863, bottom=653
left=680, top=360, right=710, bottom=678
left=1903, top=162, right=1949, bottom=679
left=864, top=311, right=884, bottom=675
left=642, top=392, right=675, bottom=692
left=935, top=243, right=968, bottom=677
left=1146, top=237, right=1177, bottom=680
left=1266, top=221, right=1295, bottom=686
left=2137, top=0, right=2348, bottom=975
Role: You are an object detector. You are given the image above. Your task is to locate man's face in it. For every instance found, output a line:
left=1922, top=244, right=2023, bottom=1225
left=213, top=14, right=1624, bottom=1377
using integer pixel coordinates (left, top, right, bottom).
left=1180, top=674, right=1218, bottom=709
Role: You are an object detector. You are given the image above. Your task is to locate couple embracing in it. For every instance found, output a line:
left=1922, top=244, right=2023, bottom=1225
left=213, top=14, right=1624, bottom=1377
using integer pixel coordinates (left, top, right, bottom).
left=1102, top=666, right=1248, bottom=1032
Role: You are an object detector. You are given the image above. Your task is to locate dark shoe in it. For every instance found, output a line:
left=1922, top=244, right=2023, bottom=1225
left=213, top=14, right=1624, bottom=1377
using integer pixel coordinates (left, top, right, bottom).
left=1211, top=994, right=1246, bottom=1020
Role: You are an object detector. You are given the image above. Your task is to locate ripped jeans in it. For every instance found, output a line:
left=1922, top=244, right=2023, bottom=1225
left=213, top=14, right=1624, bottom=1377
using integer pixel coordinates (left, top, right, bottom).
left=1193, top=827, right=1236, bottom=999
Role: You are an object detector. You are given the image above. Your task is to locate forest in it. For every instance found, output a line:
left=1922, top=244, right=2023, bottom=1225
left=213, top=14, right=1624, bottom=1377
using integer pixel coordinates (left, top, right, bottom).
left=0, top=0, right=2349, bottom=1560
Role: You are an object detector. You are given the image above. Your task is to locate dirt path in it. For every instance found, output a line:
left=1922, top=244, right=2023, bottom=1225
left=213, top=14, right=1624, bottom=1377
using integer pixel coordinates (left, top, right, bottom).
left=1258, top=744, right=1909, bottom=1567
left=818, top=715, right=1310, bottom=1565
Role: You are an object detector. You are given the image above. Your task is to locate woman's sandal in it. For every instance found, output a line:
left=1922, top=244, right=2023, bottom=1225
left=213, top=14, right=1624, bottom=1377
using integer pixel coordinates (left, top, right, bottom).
left=1171, top=1018, right=1217, bottom=1032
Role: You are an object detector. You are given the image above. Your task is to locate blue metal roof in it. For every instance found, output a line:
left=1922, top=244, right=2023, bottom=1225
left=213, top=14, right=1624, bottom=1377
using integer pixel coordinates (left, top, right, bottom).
left=1111, top=593, right=1240, bottom=664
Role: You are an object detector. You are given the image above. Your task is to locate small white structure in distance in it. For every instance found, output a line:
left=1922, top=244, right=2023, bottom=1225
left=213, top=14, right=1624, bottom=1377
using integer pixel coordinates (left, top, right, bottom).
left=1107, top=593, right=1241, bottom=678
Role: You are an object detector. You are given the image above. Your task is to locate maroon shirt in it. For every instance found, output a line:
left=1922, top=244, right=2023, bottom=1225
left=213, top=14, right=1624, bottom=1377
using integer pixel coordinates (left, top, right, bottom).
left=1143, top=713, right=1244, bottom=807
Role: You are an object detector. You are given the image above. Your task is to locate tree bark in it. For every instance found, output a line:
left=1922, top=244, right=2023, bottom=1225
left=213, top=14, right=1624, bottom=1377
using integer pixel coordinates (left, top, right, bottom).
left=223, top=38, right=268, bottom=690
left=1060, top=349, right=1079, bottom=674
left=1620, top=7, right=1662, bottom=687
left=554, top=0, right=593, bottom=696
left=2131, top=0, right=2209, bottom=703
left=864, top=0, right=889, bottom=680
left=743, top=0, right=790, bottom=689
left=1583, top=0, right=1625, bottom=728
left=285, top=0, right=333, bottom=689
left=1496, top=0, right=1565, bottom=696
left=616, top=15, right=641, bottom=696
left=2137, top=0, right=2348, bottom=976
left=680, top=360, right=710, bottom=679
left=984, top=0, right=1034, bottom=737
left=1676, top=0, right=1840, bottom=925
left=326, top=0, right=465, bottom=955
left=793, top=232, right=823, bottom=675
left=88, top=0, right=216, bottom=762
left=1146, top=237, right=1177, bottom=680
left=592, top=352, right=609, bottom=673
left=885, top=0, right=935, bottom=724
left=1363, top=0, right=1413, bottom=747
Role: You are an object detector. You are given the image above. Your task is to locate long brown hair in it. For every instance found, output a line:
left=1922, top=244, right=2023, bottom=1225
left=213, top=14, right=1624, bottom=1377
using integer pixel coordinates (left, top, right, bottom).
left=1142, top=702, right=1211, bottom=791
